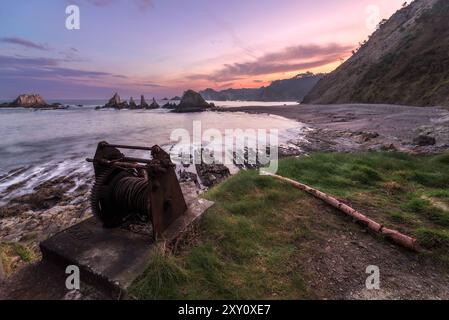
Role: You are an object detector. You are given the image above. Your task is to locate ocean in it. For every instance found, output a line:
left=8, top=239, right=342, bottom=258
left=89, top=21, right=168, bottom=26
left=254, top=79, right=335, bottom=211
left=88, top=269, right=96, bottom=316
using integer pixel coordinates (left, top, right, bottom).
left=0, top=100, right=305, bottom=203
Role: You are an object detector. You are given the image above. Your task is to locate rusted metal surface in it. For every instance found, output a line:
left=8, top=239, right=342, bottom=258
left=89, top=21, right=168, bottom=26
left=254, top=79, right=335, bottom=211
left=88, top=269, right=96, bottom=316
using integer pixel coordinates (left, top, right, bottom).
left=87, top=141, right=188, bottom=239
left=266, top=172, right=419, bottom=251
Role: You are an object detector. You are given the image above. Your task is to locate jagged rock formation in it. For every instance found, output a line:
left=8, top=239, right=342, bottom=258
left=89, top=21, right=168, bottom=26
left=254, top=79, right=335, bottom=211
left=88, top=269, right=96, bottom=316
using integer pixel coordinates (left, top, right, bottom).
left=107, top=93, right=120, bottom=106
left=175, top=90, right=213, bottom=113
left=304, top=0, right=449, bottom=107
left=200, top=72, right=323, bottom=102
left=13, top=94, right=47, bottom=107
left=0, top=94, right=65, bottom=109
left=140, top=95, right=149, bottom=108
left=100, top=94, right=160, bottom=110
left=103, top=93, right=128, bottom=109
left=102, top=93, right=129, bottom=109
left=129, top=97, right=137, bottom=109
left=147, top=98, right=160, bottom=109
left=162, top=102, right=177, bottom=109
left=170, top=96, right=181, bottom=101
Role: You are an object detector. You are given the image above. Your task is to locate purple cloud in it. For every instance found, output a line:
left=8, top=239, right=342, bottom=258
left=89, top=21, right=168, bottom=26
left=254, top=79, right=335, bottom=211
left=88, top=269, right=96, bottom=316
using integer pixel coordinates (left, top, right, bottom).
left=140, top=83, right=164, bottom=88
left=0, top=55, right=125, bottom=79
left=189, top=43, right=353, bottom=82
left=1, top=37, right=51, bottom=51
left=0, top=54, right=173, bottom=98
left=0, top=55, right=58, bottom=67
left=85, top=0, right=154, bottom=10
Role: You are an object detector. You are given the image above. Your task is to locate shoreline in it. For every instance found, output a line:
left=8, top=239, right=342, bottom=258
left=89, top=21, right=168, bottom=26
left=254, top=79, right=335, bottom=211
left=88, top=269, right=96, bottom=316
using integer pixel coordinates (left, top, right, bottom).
left=220, top=103, right=449, bottom=154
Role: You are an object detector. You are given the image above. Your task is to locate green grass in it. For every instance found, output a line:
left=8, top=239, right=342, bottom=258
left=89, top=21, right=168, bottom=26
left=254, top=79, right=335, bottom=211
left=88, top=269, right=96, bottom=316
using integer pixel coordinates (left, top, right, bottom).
left=131, top=170, right=312, bottom=299
left=130, top=152, right=449, bottom=299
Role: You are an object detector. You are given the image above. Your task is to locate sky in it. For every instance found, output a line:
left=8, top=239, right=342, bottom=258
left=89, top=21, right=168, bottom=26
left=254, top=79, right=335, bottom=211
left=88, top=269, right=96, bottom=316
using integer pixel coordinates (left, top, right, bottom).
left=0, top=0, right=407, bottom=99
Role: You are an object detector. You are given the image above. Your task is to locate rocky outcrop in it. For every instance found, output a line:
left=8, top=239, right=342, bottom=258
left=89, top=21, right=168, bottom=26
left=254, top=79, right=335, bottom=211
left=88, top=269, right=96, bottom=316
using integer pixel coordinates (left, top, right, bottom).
left=195, top=149, right=231, bottom=187
left=107, top=93, right=120, bottom=106
left=162, top=102, right=177, bottom=109
left=174, top=90, right=213, bottom=113
left=102, top=93, right=129, bottom=109
left=13, top=94, right=47, bottom=107
left=0, top=94, right=66, bottom=109
left=147, top=98, right=160, bottom=109
left=413, top=135, right=436, bottom=146
left=129, top=97, right=137, bottom=109
left=304, top=0, right=449, bottom=107
left=99, top=94, right=160, bottom=110
left=170, top=96, right=181, bottom=101
left=140, top=95, right=149, bottom=108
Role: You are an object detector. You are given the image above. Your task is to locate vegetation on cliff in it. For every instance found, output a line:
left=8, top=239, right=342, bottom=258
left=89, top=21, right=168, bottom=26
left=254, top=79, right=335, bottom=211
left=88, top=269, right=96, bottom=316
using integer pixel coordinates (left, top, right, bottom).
left=304, top=0, right=449, bottom=107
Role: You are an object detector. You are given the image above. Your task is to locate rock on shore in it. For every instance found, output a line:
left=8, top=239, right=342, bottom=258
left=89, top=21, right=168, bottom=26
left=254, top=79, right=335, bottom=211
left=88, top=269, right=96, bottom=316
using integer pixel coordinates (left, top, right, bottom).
left=174, top=90, right=214, bottom=113
left=147, top=98, right=160, bottom=109
left=140, top=95, right=149, bottom=108
left=102, top=93, right=129, bottom=109
left=129, top=97, right=138, bottom=109
left=0, top=94, right=66, bottom=109
left=99, top=93, right=159, bottom=110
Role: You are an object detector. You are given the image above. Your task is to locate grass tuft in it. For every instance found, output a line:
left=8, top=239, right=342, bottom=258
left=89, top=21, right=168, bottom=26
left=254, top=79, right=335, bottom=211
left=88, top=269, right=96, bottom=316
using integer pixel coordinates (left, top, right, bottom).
left=415, top=228, right=449, bottom=250
left=129, top=246, right=187, bottom=300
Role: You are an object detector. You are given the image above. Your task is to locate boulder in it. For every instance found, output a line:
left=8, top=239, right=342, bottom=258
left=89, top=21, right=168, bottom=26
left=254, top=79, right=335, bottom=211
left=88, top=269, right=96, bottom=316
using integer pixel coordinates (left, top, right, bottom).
left=413, top=135, right=436, bottom=146
left=175, top=90, right=212, bottom=113
left=140, top=95, right=149, bottom=109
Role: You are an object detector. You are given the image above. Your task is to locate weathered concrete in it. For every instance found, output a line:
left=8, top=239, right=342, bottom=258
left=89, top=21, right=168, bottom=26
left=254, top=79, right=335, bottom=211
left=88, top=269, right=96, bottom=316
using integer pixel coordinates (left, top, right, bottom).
left=39, top=194, right=214, bottom=297
left=40, top=218, right=154, bottom=296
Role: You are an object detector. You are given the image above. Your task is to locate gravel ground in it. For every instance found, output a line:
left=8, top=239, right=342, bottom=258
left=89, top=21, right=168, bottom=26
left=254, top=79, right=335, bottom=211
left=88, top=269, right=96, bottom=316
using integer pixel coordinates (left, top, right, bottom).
left=222, top=103, right=449, bottom=154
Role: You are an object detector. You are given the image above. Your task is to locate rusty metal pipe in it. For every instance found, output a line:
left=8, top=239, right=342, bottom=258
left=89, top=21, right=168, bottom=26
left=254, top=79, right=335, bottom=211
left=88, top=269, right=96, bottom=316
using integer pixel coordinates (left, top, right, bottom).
left=266, top=172, right=419, bottom=251
left=105, top=144, right=153, bottom=151
left=86, top=158, right=148, bottom=170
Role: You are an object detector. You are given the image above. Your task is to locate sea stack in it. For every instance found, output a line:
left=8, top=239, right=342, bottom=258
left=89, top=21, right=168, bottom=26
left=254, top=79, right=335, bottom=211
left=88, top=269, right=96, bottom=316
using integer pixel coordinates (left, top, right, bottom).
left=0, top=94, right=65, bottom=109
left=140, top=95, right=149, bottom=108
left=13, top=94, right=47, bottom=107
left=129, top=97, right=137, bottom=109
left=103, top=93, right=128, bottom=109
left=175, top=90, right=213, bottom=113
left=148, top=98, right=160, bottom=109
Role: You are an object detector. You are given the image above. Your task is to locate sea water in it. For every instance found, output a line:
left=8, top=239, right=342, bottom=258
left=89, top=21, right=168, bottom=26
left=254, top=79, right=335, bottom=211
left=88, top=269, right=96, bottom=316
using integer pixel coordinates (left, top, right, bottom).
left=0, top=101, right=305, bottom=203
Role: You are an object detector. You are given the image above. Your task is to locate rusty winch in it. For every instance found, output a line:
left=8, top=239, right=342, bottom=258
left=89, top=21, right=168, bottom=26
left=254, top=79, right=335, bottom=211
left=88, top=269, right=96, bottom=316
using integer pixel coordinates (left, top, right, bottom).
left=86, top=141, right=187, bottom=239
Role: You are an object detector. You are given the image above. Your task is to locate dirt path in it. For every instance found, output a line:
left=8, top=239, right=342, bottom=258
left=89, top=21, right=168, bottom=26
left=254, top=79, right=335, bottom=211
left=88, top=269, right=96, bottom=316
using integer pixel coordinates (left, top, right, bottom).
left=295, top=196, right=449, bottom=299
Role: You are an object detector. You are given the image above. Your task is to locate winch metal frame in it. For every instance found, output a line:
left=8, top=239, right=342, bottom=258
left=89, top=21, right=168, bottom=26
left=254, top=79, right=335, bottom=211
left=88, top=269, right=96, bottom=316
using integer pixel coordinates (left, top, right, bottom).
left=86, top=141, right=188, bottom=239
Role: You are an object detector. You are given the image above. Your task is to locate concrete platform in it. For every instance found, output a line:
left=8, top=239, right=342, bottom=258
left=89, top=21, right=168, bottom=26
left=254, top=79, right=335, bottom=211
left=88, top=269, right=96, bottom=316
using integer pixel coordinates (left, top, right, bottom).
left=40, top=196, right=214, bottom=297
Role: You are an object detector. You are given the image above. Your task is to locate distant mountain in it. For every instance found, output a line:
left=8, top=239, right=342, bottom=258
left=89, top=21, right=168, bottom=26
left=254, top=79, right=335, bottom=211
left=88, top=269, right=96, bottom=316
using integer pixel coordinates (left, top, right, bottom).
left=200, top=72, right=323, bottom=102
left=201, top=88, right=261, bottom=101
left=303, top=0, right=449, bottom=107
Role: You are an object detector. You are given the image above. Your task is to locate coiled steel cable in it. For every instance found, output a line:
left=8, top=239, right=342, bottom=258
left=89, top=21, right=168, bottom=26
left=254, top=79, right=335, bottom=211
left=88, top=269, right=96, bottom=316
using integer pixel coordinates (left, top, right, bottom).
left=112, top=175, right=150, bottom=215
